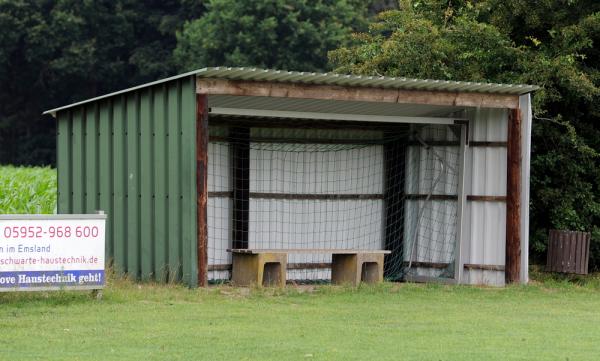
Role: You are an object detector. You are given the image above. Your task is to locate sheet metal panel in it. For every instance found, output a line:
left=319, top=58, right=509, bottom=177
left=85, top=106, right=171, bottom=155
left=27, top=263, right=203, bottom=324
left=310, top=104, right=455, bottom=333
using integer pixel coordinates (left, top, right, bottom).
left=55, top=76, right=198, bottom=286
left=71, top=108, right=85, bottom=214
left=167, top=83, right=183, bottom=281
left=463, top=203, right=506, bottom=285
left=519, top=95, right=532, bottom=284
left=153, top=85, right=168, bottom=281
left=112, top=96, right=127, bottom=275
left=125, top=92, right=141, bottom=278
left=56, top=112, right=72, bottom=214
left=140, top=89, right=153, bottom=280
left=462, top=108, right=508, bottom=286
left=404, top=125, right=459, bottom=278
left=98, top=103, right=113, bottom=263
left=85, top=104, right=98, bottom=213
left=471, top=108, right=508, bottom=141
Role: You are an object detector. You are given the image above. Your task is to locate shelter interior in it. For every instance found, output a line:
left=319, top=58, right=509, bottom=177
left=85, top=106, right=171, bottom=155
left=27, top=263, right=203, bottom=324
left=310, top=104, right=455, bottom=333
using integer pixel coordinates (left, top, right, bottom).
left=203, top=92, right=503, bottom=285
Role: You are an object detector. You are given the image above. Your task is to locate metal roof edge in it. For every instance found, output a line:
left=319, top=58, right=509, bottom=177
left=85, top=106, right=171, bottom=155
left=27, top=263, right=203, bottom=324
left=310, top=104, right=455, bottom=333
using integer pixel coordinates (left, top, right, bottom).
left=43, top=67, right=540, bottom=117
left=43, top=68, right=206, bottom=117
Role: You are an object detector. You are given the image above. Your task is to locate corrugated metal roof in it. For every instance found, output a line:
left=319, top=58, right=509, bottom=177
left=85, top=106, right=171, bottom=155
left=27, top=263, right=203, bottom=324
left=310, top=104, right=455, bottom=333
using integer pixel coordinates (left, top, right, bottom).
left=44, top=67, right=539, bottom=116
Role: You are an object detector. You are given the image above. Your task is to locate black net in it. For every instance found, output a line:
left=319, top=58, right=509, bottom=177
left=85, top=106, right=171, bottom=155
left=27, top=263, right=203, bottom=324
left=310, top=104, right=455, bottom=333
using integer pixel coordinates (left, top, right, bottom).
left=207, top=118, right=460, bottom=282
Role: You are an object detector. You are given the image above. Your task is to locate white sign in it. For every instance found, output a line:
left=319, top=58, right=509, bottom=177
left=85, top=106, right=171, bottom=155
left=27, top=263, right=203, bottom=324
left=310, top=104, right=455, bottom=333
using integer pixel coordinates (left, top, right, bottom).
left=0, top=215, right=106, bottom=292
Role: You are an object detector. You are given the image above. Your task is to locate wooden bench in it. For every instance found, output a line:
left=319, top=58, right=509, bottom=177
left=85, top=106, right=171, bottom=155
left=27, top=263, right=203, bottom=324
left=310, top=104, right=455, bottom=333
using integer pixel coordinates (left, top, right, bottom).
left=228, top=249, right=391, bottom=287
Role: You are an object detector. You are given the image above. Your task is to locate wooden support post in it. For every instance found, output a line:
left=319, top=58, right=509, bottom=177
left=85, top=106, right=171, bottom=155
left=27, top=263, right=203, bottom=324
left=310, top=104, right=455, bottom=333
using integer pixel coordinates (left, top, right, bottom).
left=506, top=108, right=522, bottom=283
left=230, top=127, right=250, bottom=249
left=196, top=94, right=209, bottom=287
left=383, top=131, right=407, bottom=278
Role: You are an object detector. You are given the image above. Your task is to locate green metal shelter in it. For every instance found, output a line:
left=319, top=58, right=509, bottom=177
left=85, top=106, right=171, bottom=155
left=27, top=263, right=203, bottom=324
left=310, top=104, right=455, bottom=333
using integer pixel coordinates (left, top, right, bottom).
left=46, top=74, right=198, bottom=285
left=45, top=67, right=537, bottom=287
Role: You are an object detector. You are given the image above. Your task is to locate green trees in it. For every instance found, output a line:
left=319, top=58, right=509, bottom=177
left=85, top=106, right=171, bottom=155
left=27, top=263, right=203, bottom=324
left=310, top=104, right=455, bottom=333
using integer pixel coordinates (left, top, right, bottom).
left=174, top=0, right=367, bottom=72
left=330, top=10, right=517, bottom=81
left=0, top=0, right=203, bottom=164
left=1, top=0, right=368, bottom=165
left=329, top=0, right=600, bottom=269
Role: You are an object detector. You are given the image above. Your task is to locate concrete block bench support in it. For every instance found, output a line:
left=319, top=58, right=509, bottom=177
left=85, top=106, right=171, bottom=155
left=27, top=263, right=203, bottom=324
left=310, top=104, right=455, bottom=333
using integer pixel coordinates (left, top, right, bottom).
left=331, top=252, right=387, bottom=286
left=231, top=251, right=287, bottom=287
left=229, top=249, right=391, bottom=287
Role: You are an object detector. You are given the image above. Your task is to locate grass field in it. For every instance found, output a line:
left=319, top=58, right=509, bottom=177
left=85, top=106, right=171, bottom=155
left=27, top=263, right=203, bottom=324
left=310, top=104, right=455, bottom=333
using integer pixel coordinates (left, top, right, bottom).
left=2, top=166, right=600, bottom=360
left=1, top=272, right=600, bottom=361
left=0, top=165, right=56, bottom=214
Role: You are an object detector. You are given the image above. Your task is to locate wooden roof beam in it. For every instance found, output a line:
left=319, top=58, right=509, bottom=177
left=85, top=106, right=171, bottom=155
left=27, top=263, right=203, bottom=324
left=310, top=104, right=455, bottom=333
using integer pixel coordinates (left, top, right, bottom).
left=197, top=78, right=520, bottom=109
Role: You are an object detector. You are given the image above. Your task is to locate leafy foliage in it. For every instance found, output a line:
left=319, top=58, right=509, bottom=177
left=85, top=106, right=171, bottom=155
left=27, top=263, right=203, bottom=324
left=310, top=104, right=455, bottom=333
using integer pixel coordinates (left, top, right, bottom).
left=329, top=0, right=600, bottom=269
left=174, top=0, right=368, bottom=72
left=0, top=0, right=204, bottom=165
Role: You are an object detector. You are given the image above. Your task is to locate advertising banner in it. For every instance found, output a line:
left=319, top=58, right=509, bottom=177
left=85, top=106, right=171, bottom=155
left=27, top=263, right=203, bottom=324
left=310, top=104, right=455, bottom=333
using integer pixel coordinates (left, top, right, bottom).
left=0, top=214, right=106, bottom=292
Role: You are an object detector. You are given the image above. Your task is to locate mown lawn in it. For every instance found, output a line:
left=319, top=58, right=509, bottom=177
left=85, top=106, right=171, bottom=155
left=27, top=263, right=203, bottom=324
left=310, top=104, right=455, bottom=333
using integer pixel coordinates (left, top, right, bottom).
left=1, top=273, right=600, bottom=361
left=1, top=166, right=599, bottom=360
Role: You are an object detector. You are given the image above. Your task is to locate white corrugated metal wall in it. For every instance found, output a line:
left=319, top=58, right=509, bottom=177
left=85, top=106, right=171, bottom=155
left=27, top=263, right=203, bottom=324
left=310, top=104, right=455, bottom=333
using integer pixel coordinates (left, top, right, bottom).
left=462, top=108, right=508, bottom=286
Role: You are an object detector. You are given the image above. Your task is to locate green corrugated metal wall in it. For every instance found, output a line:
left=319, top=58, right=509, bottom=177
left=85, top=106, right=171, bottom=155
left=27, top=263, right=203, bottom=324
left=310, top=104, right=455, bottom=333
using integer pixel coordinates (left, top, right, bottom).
left=55, top=76, right=198, bottom=286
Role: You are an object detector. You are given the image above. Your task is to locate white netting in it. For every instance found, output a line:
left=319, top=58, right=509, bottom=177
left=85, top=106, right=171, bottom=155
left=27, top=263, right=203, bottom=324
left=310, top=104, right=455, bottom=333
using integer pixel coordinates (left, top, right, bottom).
left=207, top=121, right=460, bottom=282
